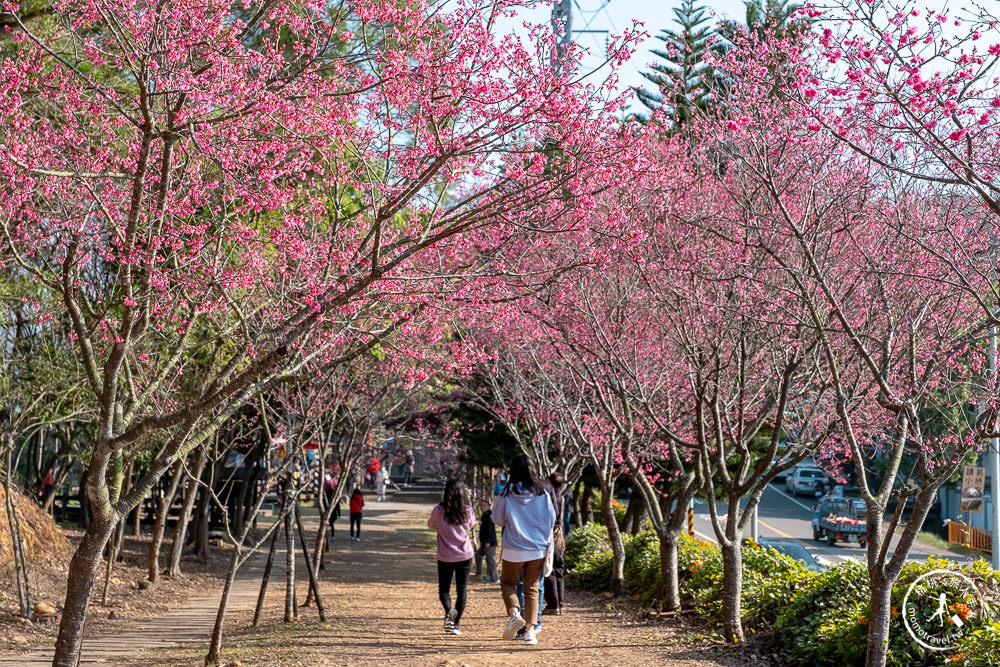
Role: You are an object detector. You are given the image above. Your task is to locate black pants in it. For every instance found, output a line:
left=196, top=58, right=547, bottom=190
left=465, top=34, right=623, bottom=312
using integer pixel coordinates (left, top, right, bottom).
left=544, top=554, right=565, bottom=609
left=437, top=558, right=472, bottom=624
left=350, top=512, right=362, bottom=537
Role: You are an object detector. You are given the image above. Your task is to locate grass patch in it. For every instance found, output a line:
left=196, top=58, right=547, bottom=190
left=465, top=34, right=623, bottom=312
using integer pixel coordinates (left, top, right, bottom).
left=916, top=530, right=975, bottom=557
left=398, top=527, right=436, bottom=550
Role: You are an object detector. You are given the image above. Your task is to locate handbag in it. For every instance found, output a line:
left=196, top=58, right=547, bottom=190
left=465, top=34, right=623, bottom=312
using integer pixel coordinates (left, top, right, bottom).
left=543, top=536, right=554, bottom=577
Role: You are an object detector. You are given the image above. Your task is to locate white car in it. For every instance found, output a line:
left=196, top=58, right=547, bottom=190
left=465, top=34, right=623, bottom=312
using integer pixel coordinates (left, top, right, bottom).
left=785, top=466, right=828, bottom=496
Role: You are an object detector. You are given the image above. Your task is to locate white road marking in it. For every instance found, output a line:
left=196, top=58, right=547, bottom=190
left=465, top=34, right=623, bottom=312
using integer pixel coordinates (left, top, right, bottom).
left=693, top=529, right=716, bottom=542
left=766, top=483, right=817, bottom=512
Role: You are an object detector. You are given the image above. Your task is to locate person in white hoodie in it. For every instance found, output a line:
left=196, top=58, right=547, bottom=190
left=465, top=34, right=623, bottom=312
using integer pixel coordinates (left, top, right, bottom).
left=492, top=454, right=556, bottom=646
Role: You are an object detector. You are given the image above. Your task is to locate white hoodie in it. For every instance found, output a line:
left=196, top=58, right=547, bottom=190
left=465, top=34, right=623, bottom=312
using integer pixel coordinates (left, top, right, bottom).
left=492, top=485, right=556, bottom=562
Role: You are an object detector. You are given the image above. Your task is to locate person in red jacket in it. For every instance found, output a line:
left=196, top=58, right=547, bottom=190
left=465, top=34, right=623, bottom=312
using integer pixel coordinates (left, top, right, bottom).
left=366, top=456, right=381, bottom=488
left=349, top=487, right=365, bottom=542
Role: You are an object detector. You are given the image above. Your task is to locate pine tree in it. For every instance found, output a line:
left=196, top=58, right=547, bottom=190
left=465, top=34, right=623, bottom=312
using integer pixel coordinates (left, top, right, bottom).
left=634, top=0, right=720, bottom=128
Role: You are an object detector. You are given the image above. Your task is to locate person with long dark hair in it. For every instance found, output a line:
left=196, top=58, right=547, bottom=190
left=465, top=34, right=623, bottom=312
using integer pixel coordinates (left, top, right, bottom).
left=428, top=479, right=476, bottom=635
left=493, top=454, right=556, bottom=646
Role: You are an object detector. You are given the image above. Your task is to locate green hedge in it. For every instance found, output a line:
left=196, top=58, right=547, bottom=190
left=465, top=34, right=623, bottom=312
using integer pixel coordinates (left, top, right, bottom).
left=563, top=525, right=1000, bottom=666
left=564, top=522, right=610, bottom=571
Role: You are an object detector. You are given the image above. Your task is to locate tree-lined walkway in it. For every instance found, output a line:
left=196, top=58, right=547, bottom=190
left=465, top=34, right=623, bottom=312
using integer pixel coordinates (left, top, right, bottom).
left=2, top=500, right=741, bottom=666
left=124, top=499, right=737, bottom=666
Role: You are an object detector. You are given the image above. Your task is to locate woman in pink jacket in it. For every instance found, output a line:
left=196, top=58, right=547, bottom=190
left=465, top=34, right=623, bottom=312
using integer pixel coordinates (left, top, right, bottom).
left=427, top=479, right=476, bottom=635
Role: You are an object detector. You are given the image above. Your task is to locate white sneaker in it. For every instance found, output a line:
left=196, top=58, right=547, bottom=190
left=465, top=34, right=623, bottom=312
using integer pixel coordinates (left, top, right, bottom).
left=502, top=613, right=526, bottom=640
left=450, top=625, right=462, bottom=635
left=445, top=607, right=458, bottom=630
left=523, top=629, right=537, bottom=645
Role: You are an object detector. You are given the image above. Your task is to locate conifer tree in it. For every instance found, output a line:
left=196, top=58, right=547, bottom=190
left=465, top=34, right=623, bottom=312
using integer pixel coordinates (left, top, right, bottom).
left=634, top=0, right=720, bottom=128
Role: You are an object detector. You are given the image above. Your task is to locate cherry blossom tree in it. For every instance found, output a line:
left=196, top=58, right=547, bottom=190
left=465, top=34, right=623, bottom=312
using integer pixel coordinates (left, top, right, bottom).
left=0, top=0, right=641, bottom=662
left=696, top=36, right=990, bottom=660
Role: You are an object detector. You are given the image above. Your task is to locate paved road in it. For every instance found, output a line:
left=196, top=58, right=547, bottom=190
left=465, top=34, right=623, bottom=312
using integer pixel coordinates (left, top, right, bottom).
left=691, top=482, right=967, bottom=567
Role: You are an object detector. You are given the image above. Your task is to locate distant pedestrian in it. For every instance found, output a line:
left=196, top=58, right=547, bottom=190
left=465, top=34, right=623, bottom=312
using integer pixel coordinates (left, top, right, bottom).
left=323, top=477, right=342, bottom=543
left=428, top=479, right=476, bottom=636
left=366, top=456, right=381, bottom=489
left=543, top=472, right=567, bottom=616
left=493, top=454, right=556, bottom=646
left=475, top=499, right=498, bottom=582
left=404, top=449, right=415, bottom=487
left=375, top=467, right=389, bottom=501
left=329, top=497, right=342, bottom=541
left=493, top=472, right=506, bottom=496
left=349, top=487, right=364, bottom=542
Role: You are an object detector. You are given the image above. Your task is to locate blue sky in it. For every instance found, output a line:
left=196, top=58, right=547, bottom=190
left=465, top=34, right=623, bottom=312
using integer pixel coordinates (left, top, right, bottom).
left=496, top=0, right=750, bottom=108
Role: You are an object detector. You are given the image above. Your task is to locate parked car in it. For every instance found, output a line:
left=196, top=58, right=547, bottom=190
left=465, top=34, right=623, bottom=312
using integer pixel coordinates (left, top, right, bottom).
left=785, top=466, right=828, bottom=496
left=758, top=538, right=826, bottom=571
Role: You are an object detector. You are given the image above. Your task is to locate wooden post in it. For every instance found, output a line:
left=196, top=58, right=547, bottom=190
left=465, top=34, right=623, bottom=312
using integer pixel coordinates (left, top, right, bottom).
left=294, top=502, right=328, bottom=622
left=252, top=524, right=281, bottom=626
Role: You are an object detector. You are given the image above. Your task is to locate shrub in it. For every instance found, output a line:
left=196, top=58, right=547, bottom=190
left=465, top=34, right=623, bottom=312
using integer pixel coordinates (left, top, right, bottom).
left=885, top=558, right=1000, bottom=667
left=741, top=541, right=813, bottom=630
left=953, top=622, right=1000, bottom=666
left=775, top=560, right=870, bottom=666
left=565, top=526, right=660, bottom=595
left=623, top=529, right=660, bottom=603
left=675, top=536, right=809, bottom=629
left=566, top=545, right=615, bottom=592
left=564, top=522, right=610, bottom=571
left=677, top=533, right=724, bottom=618
left=564, top=520, right=1000, bottom=667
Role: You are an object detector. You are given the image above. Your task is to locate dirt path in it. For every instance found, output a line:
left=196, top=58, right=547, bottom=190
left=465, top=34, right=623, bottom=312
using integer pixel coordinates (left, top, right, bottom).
left=0, top=542, right=267, bottom=666
left=120, top=499, right=743, bottom=666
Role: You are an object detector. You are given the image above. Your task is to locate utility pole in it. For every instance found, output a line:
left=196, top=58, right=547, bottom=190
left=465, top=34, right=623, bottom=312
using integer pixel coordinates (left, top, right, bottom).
left=990, top=324, right=1000, bottom=570
left=551, top=0, right=572, bottom=72
left=550, top=0, right=608, bottom=74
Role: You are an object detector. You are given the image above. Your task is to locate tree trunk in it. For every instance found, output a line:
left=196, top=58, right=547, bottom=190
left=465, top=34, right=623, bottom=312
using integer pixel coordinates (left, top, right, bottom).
left=204, top=544, right=241, bottom=666
left=658, top=530, right=680, bottom=612
left=578, top=480, right=594, bottom=525
left=720, top=540, right=744, bottom=642
left=233, top=448, right=257, bottom=537
left=283, top=504, right=297, bottom=622
left=168, top=446, right=207, bottom=577
left=193, top=454, right=219, bottom=560
left=51, top=517, right=116, bottom=667
left=253, top=525, right=281, bottom=626
left=621, top=485, right=646, bottom=535
left=599, top=484, right=625, bottom=596
left=619, top=484, right=637, bottom=534
left=77, top=468, right=90, bottom=529
left=131, top=492, right=142, bottom=536
left=5, top=444, right=34, bottom=620
left=865, top=574, right=892, bottom=667
left=100, top=520, right=125, bottom=605
left=294, top=502, right=327, bottom=621
left=147, top=460, right=184, bottom=583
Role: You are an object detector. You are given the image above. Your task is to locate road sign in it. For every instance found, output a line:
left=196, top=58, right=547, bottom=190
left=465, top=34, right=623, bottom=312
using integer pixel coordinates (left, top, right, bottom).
left=960, top=465, right=986, bottom=513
